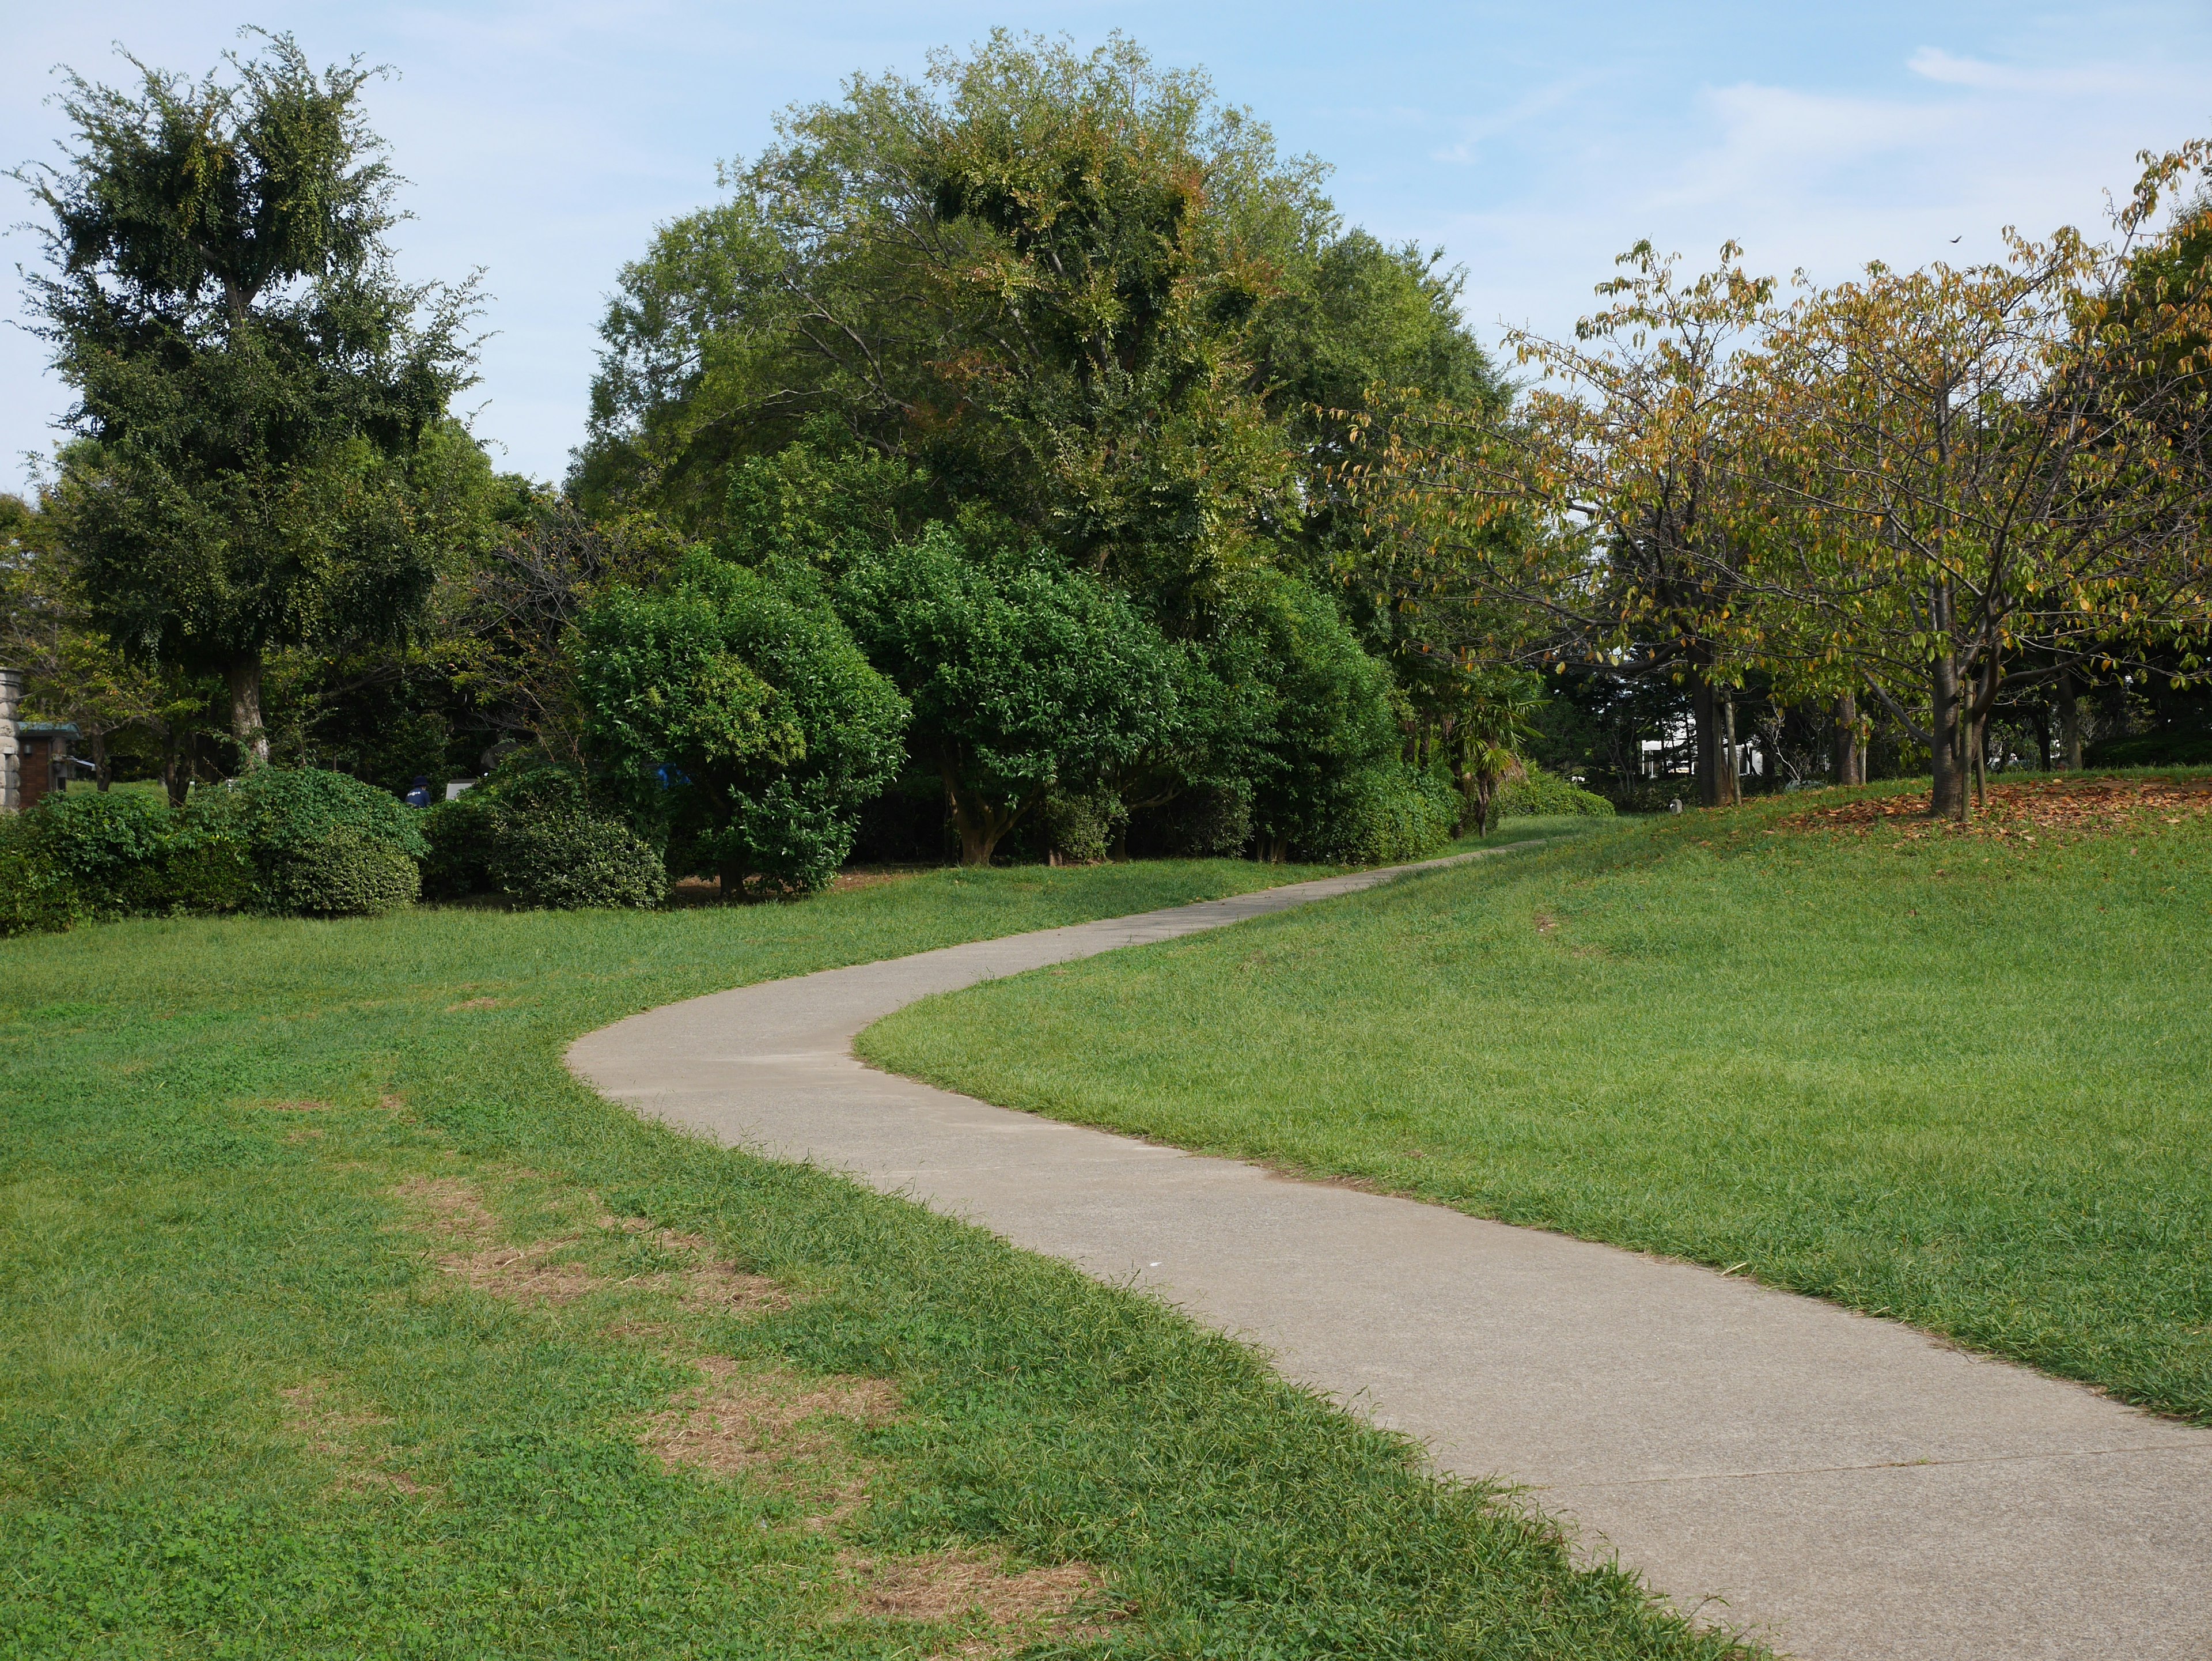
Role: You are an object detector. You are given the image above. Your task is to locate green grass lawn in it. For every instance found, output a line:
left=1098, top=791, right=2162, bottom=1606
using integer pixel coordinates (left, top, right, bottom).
left=0, top=856, right=1745, bottom=1660
left=863, top=779, right=2212, bottom=1425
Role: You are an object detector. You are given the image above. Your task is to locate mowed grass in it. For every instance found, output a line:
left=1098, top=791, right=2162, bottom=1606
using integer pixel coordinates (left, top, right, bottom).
left=863, top=780, right=2212, bottom=1424
left=0, top=857, right=1748, bottom=1660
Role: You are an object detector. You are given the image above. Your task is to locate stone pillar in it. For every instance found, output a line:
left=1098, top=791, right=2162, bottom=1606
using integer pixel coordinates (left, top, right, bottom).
left=0, top=668, right=21, bottom=813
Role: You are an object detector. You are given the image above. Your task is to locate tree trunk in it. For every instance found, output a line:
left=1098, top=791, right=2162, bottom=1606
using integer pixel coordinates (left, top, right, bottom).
left=1692, top=677, right=1726, bottom=808
left=1929, top=650, right=1966, bottom=819
left=943, top=769, right=1012, bottom=867
left=2058, top=669, right=2084, bottom=770
left=1833, top=693, right=1861, bottom=785
left=227, top=654, right=269, bottom=768
left=1927, top=574, right=1967, bottom=819
left=1722, top=698, right=1741, bottom=807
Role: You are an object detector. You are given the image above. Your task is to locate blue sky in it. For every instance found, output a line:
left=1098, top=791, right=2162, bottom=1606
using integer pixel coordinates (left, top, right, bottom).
left=6, top=2, right=2210, bottom=493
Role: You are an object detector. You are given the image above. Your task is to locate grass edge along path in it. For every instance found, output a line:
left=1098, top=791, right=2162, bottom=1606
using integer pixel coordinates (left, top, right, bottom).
left=0, top=850, right=1748, bottom=1659
left=861, top=779, right=2212, bottom=1428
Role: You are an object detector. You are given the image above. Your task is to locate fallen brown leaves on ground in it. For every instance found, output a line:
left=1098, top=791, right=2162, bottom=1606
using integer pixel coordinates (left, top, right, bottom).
left=1786, top=775, right=2212, bottom=841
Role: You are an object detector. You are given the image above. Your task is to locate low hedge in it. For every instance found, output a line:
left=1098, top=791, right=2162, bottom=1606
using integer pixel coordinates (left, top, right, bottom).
left=421, top=765, right=665, bottom=910
left=0, top=768, right=426, bottom=935
left=1309, top=765, right=1456, bottom=865
left=1495, top=768, right=1619, bottom=820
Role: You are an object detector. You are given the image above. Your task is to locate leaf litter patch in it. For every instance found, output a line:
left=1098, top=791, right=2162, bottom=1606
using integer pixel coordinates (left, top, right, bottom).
left=1786, top=775, right=2212, bottom=843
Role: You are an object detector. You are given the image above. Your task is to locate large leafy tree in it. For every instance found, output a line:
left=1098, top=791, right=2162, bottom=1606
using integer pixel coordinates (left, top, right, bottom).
left=1749, top=146, right=2212, bottom=819
left=1344, top=243, right=1783, bottom=807
left=837, top=527, right=1181, bottom=864
left=14, top=32, right=479, bottom=763
left=577, top=32, right=1495, bottom=630
left=577, top=555, right=907, bottom=896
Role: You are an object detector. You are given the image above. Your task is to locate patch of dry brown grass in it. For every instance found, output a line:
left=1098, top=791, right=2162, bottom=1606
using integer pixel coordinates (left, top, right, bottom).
left=643, top=1357, right=894, bottom=1472
left=838, top=1549, right=1110, bottom=1655
left=391, top=1177, right=792, bottom=1314
left=278, top=1380, right=427, bottom=1495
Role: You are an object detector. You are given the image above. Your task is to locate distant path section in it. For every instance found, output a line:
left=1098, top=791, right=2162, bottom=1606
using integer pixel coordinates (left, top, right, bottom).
left=569, top=846, right=2212, bottom=1661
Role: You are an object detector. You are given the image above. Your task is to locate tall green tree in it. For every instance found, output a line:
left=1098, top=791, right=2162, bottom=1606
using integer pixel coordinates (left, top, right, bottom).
left=577, top=555, right=907, bottom=896
left=577, top=33, right=1497, bottom=631
left=838, top=527, right=1181, bottom=864
left=14, top=32, right=479, bottom=763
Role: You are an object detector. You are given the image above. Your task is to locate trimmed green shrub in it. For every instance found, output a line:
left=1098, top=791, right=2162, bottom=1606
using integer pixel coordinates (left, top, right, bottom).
left=264, top=829, right=422, bottom=917
left=487, top=809, right=664, bottom=910
left=1225, top=573, right=1406, bottom=860
left=1, top=769, right=425, bottom=930
left=838, top=530, right=1175, bottom=867
left=1040, top=789, right=1127, bottom=865
left=421, top=767, right=665, bottom=910
left=20, top=790, right=175, bottom=917
left=140, top=824, right=259, bottom=915
left=202, top=767, right=428, bottom=864
left=582, top=555, right=907, bottom=893
left=1495, top=768, right=1619, bottom=820
left=187, top=767, right=427, bottom=918
left=0, top=812, right=77, bottom=936
left=1310, top=764, right=1456, bottom=865
left=418, top=789, right=499, bottom=901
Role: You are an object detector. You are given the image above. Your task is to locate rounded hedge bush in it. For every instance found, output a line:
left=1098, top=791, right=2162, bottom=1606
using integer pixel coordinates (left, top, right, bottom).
left=1309, top=765, right=1456, bottom=865
left=1494, top=768, right=1619, bottom=819
left=191, top=767, right=427, bottom=917
left=23, top=790, right=175, bottom=916
left=487, top=809, right=665, bottom=910
left=419, top=765, right=665, bottom=910
left=264, top=830, right=422, bottom=917
left=1040, top=789, right=1126, bottom=865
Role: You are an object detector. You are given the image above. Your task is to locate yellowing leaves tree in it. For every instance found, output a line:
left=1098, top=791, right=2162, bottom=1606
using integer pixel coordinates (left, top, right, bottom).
left=1344, top=243, right=1784, bottom=805
left=1749, top=146, right=2212, bottom=819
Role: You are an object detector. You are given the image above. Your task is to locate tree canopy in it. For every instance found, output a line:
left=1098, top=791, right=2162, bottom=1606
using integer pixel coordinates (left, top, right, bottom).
left=14, top=31, right=481, bottom=761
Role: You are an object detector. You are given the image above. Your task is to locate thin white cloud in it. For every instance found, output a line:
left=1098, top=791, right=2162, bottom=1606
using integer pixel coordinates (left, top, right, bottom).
left=1904, top=45, right=2156, bottom=96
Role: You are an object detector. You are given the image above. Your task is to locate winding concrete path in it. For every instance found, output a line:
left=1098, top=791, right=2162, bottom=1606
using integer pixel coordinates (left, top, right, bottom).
left=570, top=849, right=2212, bottom=1659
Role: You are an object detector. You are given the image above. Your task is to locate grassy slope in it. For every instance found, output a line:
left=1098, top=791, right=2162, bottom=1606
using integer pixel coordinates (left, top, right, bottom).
left=863, top=785, right=2212, bottom=1424
left=0, top=858, right=1743, bottom=1660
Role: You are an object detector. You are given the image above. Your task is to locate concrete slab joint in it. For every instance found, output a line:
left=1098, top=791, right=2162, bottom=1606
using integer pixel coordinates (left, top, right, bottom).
left=569, top=844, right=2212, bottom=1661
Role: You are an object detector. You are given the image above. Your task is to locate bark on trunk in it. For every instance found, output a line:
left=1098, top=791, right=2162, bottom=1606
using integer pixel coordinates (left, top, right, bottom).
left=2058, top=669, right=2084, bottom=770
left=1692, top=677, right=1725, bottom=808
left=1833, top=693, right=1861, bottom=786
left=1722, top=698, right=1741, bottom=807
left=227, top=655, right=269, bottom=767
left=90, top=728, right=111, bottom=790
left=1928, top=577, right=1966, bottom=819
left=943, top=768, right=1015, bottom=867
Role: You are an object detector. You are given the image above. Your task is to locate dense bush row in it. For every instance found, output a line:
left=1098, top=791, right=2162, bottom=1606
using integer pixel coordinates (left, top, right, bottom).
left=0, top=769, right=425, bottom=935
left=0, top=764, right=669, bottom=937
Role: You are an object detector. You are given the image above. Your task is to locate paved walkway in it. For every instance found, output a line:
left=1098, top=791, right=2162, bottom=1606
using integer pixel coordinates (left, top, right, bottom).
left=569, top=849, right=2212, bottom=1659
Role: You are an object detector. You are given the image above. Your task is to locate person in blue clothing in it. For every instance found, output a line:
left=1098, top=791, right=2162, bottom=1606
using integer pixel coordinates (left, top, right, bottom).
left=403, top=775, right=433, bottom=808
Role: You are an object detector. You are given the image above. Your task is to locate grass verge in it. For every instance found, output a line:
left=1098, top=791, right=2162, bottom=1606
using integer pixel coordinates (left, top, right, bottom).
left=0, top=856, right=1747, bottom=1659
left=862, top=778, right=2212, bottom=1424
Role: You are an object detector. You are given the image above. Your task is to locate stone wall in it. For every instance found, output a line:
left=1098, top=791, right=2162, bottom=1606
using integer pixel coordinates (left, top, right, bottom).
left=0, top=668, right=21, bottom=814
